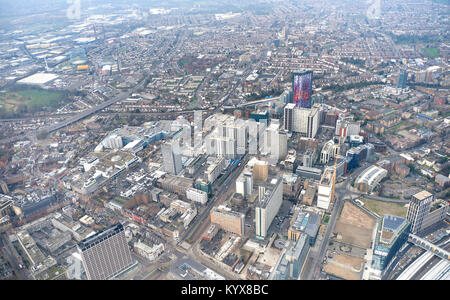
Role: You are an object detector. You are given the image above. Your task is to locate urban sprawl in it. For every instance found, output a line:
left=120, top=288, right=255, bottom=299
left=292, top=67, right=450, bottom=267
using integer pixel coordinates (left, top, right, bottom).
left=0, top=0, right=449, bottom=281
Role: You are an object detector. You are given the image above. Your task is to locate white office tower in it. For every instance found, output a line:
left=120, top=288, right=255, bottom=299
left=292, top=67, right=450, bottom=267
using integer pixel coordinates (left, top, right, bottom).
left=206, top=135, right=216, bottom=156
left=247, top=119, right=265, bottom=155
left=244, top=172, right=253, bottom=196
left=236, top=121, right=248, bottom=155
left=171, top=116, right=192, bottom=149
left=255, top=178, right=283, bottom=238
left=236, top=171, right=253, bottom=198
left=78, top=223, right=133, bottom=280
left=207, top=118, right=245, bottom=158
left=279, top=131, right=288, bottom=160
left=317, top=168, right=333, bottom=210
left=307, top=106, right=320, bottom=138
left=264, top=121, right=288, bottom=163
left=162, top=140, right=182, bottom=175
left=303, top=150, right=314, bottom=168
left=236, top=176, right=246, bottom=197
left=293, top=108, right=310, bottom=133
left=225, top=138, right=237, bottom=158
left=290, top=106, right=319, bottom=138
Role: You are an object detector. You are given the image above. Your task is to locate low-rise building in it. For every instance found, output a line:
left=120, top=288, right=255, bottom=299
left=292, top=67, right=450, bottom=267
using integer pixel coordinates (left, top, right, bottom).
left=186, top=188, right=208, bottom=205
left=210, top=206, right=245, bottom=236
left=355, top=165, right=388, bottom=193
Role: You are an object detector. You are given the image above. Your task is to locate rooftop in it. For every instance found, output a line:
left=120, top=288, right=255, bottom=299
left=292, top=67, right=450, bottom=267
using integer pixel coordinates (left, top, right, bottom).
left=413, top=190, right=433, bottom=201
left=78, top=223, right=124, bottom=251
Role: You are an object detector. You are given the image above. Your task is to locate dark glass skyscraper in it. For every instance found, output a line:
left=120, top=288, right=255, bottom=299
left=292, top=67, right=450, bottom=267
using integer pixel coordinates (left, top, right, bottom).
left=397, top=70, right=408, bottom=89
left=293, top=71, right=313, bottom=108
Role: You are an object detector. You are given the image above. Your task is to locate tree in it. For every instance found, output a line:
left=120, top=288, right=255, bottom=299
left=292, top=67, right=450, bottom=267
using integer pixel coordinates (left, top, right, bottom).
left=37, top=131, right=49, bottom=140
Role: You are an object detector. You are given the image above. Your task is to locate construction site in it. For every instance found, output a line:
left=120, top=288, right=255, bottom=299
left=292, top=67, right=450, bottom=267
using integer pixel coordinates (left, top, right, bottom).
left=323, top=201, right=377, bottom=280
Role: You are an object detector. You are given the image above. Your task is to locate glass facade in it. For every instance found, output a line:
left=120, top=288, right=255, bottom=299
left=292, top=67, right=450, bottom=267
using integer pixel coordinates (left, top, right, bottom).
left=293, top=71, right=313, bottom=108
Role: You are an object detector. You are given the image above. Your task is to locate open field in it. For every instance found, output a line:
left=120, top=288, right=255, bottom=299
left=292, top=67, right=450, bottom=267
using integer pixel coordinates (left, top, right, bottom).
left=422, top=47, right=440, bottom=59
left=361, top=198, right=408, bottom=218
left=334, top=223, right=373, bottom=248
left=323, top=253, right=364, bottom=280
left=334, top=202, right=376, bottom=248
left=339, top=202, right=375, bottom=229
left=0, top=87, right=68, bottom=116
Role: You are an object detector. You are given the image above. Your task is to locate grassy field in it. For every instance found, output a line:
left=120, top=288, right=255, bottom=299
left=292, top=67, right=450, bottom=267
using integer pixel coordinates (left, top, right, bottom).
left=361, top=198, right=408, bottom=218
left=0, top=87, right=68, bottom=116
left=422, top=47, right=440, bottom=59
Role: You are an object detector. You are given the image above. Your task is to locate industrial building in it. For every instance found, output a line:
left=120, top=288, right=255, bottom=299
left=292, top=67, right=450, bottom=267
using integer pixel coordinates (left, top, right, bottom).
left=296, top=166, right=322, bottom=180
left=205, top=157, right=227, bottom=184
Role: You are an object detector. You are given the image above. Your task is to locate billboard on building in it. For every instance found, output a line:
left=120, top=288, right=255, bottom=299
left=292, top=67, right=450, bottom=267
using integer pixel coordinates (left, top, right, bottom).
left=293, top=71, right=313, bottom=108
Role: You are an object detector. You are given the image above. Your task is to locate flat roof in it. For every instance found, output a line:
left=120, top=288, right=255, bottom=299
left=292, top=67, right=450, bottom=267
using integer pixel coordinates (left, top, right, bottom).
left=413, top=190, right=433, bottom=201
left=17, top=73, right=59, bottom=85
left=78, top=223, right=123, bottom=251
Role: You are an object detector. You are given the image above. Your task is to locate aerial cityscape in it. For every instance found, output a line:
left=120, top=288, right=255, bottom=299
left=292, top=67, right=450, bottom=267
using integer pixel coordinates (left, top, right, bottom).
left=0, top=0, right=449, bottom=283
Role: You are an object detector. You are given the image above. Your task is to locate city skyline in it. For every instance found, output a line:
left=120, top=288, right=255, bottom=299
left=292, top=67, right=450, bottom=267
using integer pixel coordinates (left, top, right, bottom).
left=0, top=0, right=448, bottom=286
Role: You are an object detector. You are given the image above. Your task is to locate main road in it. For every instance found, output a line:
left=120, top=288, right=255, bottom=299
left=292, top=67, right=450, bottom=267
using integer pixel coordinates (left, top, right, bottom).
left=304, top=193, right=344, bottom=280
left=0, top=77, right=149, bottom=145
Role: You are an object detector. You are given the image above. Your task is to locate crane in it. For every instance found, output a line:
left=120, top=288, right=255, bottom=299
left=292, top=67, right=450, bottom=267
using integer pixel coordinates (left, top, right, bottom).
left=330, top=136, right=342, bottom=204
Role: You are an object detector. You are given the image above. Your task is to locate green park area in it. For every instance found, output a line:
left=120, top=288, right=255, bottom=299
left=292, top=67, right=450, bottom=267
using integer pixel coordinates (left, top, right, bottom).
left=422, top=47, right=440, bottom=59
left=361, top=198, right=408, bottom=218
left=0, top=87, right=68, bottom=117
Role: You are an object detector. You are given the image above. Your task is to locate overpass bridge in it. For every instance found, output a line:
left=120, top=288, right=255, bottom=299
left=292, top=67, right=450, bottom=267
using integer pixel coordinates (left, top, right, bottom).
left=222, top=96, right=282, bottom=109
left=408, top=234, right=450, bottom=261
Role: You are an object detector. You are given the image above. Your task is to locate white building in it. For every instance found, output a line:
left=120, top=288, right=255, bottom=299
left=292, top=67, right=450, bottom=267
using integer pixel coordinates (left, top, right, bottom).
left=255, top=177, right=283, bottom=238
left=320, top=140, right=339, bottom=164
left=186, top=188, right=208, bottom=205
left=317, top=168, right=334, bottom=210
left=205, top=157, right=226, bottom=183
left=102, top=134, right=123, bottom=150
left=287, top=106, right=320, bottom=138
left=162, top=140, right=182, bottom=175
left=236, top=171, right=253, bottom=198
left=134, top=240, right=164, bottom=261
left=355, top=165, right=388, bottom=193
left=263, top=121, right=288, bottom=163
